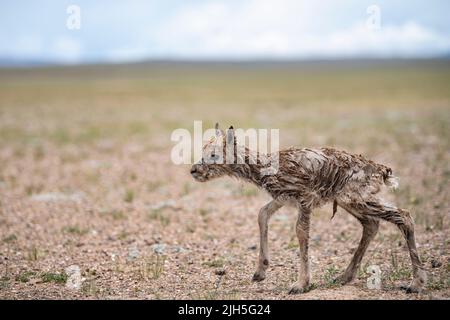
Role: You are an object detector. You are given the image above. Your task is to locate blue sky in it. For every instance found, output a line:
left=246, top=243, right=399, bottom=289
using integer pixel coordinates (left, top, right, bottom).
left=1, top=0, right=450, bottom=64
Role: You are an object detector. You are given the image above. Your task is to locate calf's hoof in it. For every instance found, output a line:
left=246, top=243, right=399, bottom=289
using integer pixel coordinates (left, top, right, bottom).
left=400, top=284, right=421, bottom=294
left=252, top=272, right=266, bottom=282
left=288, top=281, right=310, bottom=294
left=401, top=271, right=426, bottom=294
left=333, top=273, right=354, bottom=285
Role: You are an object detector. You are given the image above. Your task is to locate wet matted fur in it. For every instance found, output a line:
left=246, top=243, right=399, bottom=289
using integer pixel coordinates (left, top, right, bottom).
left=190, top=124, right=426, bottom=294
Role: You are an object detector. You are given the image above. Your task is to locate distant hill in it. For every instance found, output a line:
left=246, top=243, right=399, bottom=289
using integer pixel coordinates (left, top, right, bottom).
left=0, top=55, right=449, bottom=69
left=0, top=57, right=57, bottom=68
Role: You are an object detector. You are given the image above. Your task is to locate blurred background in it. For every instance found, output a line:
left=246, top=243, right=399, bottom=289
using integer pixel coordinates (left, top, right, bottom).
left=2, top=0, right=450, bottom=63
left=0, top=1, right=448, bottom=299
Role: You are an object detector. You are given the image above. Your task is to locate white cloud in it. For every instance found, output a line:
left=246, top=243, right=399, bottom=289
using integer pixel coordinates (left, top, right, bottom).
left=1, top=0, right=449, bottom=63
left=51, top=36, right=83, bottom=63
left=151, top=0, right=450, bottom=59
left=324, top=22, right=450, bottom=58
left=0, top=34, right=83, bottom=64
left=105, top=47, right=153, bottom=63
left=0, top=35, right=44, bottom=59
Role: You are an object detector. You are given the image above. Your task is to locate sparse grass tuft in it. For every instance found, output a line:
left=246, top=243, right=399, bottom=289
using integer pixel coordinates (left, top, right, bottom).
left=203, top=258, right=225, bottom=268
left=3, top=234, right=17, bottom=243
left=16, top=271, right=36, bottom=283
left=386, top=250, right=412, bottom=283
left=138, top=255, right=167, bottom=279
left=41, top=272, right=68, bottom=284
left=100, top=208, right=126, bottom=220
left=124, top=189, right=134, bottom=203
left=147, top=180, right=163, bottom=192
left=27, top=247, right=40, bottom=261
left=199, top=290, right=220, bottom=300
left=198, top=208, right=210, bottom=217
left=427, top=275, right=448, bottom=291
left=82, top=279, right=99, bottom=296
left=307, top=283, right=319, bottom=291
left=387, top=267, right=412, bottom=282
left=63, top=225, right=89, bottom=235
left=286, top=239, right=299, bottom=249
left=357, top=262, right=370, bottom=279
left=0, top=276, right=10, bottom=289
left=148, top=208, right=170, bottom=226
left=181, top=182, right=193, bottom=196
left=118, top=231, right=129, bottom=240
left=323, top=266, right=340, bottom=288
left=185, top=224, right=196, bottom=233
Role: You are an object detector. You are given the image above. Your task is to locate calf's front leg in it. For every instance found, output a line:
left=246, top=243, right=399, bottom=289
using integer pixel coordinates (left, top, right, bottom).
left=289, top=207, right=311, bottom=294
left=252, top=200, right=283, bottom=282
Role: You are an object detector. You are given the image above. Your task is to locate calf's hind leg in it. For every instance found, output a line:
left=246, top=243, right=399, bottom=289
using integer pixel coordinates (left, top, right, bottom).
left=335, top=201, right=380, bottom=284
left=354, top=198, right=427, bottom=293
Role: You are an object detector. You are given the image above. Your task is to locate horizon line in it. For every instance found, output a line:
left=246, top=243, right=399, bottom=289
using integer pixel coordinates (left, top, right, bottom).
left=1, top=55, right=450, bottom=69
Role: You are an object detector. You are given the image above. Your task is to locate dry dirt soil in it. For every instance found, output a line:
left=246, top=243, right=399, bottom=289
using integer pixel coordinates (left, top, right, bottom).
left=0, top=60, right=449, bottom=299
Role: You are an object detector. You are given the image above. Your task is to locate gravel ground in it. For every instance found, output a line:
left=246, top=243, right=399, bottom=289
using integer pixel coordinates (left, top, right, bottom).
left=0, top=144, right=448, bottom=300
left=0, top=61, right=448, bottom=299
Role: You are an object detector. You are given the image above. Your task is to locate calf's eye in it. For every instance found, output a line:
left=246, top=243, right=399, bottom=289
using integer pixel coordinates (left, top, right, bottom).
left=207, top=153, right=220, bottom=163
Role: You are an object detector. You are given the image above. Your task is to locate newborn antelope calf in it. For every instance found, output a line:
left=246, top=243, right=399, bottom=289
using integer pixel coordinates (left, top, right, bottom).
left=190, top=124, right=426, bottom=294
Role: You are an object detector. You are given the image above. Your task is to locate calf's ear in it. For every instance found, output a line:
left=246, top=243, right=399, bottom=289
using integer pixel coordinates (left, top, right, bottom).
left=215, top=122, right=224, bottom=137
left=227, top=126, right=234, bottom=145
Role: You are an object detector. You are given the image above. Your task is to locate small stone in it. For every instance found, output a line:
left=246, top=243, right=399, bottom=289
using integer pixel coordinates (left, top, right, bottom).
left=127, top=246, right=140, bottom=261
left=148, top=200, right=180, bottom=211
left=149, top=243, right=187, bottom=255
left=248, top=245, right=257, bottom=250
left=215, top=269, right=226, bottom=276
left=151, top=243, right=166, bottom=255
left=171, top=245, right=186, bottom=253
left=31, top=192, right=85, bottom=203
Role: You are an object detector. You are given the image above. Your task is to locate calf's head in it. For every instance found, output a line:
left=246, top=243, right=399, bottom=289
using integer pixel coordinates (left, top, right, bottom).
left=190, top=123, right=236, bottom=182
